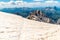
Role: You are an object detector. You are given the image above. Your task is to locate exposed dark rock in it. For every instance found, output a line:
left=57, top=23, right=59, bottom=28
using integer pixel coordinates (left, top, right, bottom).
left=27, top=10, right=57, bottom=24
left=57, top=19, right=60, bottom=24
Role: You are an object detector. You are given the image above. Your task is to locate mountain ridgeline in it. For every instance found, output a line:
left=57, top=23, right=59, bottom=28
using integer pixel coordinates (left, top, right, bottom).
left=0, top=6, right=60, bottom=24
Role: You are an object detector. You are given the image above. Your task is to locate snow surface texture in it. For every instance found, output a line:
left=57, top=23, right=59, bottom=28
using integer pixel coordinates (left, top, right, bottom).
left=0, top=12, right=60, bottom=40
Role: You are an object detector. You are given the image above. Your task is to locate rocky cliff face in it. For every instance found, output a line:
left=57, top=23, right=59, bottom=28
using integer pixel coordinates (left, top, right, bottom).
left=0, top=12, right=60, bottom=40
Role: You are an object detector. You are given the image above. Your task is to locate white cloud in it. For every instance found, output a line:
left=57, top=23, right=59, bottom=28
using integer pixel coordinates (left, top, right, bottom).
left=22, top=1, right=60, bottom=7
left=44, top=1, right=60, bottom=7
left=0, top=0, right=60, bottom=8
left=0, top=1, right=24, bottom=9
left=45, top=1, right=59, bottom=3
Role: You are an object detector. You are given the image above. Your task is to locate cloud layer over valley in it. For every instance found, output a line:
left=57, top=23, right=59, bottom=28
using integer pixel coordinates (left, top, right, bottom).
left=0, top=0, right=60, bottom=9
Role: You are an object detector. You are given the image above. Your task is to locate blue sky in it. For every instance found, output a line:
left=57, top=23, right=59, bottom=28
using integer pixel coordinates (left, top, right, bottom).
left=23, top=0, right=60, bottom=2
left=0, top=0, right=60, bottom=2
left=0, top=0, right=16, bottom=2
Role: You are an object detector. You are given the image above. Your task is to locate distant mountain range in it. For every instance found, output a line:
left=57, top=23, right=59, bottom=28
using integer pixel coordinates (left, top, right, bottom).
left=0, top=6, right=60, bottom=20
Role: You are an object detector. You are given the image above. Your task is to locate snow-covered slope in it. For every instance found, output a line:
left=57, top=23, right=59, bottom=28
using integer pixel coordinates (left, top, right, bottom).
left=0, top=12, right=24, bottom=40
left=0, top=12, right=60, bottom=40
